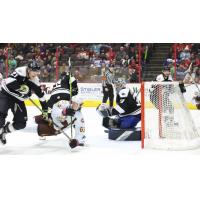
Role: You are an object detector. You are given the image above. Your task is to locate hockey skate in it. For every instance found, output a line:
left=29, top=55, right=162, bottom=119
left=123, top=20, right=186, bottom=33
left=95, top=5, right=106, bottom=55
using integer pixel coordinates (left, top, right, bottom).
left=0, top=128, right=7, bottom=145
left=39, top=135, right=46, bottom=140
left=0, top=122, right=12, bottom=145
left=77, top=135, right=86, bottom=147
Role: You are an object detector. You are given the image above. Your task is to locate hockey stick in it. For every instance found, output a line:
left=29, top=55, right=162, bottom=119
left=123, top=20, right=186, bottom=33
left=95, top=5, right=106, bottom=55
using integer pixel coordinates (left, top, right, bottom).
left=184, top=62, right=200, bottom=93
left=29, top=98, right=72, bottom=141
left=68, top=57, right=73, bottom=139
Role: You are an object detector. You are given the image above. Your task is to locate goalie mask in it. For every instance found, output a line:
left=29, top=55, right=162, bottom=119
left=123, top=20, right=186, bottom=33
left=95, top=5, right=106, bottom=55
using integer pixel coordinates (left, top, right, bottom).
left=115, top=78, right=126, bottom=93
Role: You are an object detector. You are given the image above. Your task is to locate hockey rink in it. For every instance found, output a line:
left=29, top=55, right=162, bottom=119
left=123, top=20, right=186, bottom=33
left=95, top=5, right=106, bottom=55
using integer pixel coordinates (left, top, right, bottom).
left=1, top=106, right=200, bottom=155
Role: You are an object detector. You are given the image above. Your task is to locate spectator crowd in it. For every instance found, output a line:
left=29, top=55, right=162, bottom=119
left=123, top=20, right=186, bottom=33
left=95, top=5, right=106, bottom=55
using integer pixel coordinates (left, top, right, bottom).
left=0, top=43, right=153, bottom=83
left=163, top=43, right=200, bottom=83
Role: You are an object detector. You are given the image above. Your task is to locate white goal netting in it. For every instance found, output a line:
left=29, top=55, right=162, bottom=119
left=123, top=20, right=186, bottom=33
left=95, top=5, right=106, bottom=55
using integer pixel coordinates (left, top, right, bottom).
left=142, top=82, right=200, bottom=150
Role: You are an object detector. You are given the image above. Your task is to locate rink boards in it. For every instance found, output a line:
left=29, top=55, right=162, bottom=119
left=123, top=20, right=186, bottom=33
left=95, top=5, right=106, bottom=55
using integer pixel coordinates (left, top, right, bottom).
left=24, top=82, right=199, bottom=109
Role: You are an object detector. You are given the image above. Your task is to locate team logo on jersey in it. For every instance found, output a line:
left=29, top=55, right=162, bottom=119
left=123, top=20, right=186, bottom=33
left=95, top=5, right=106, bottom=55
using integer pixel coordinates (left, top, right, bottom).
left=81, top=118, right=84, bottom=123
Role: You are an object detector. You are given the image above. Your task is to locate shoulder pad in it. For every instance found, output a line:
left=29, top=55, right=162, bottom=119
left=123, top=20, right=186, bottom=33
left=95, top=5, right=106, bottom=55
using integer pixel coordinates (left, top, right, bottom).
left=118, top=88, right=129, bottom=98
left=168, top=75, right=173, bottom=81
left=70, top=76, right=76, bottom=82
left=15, top=66, right=27, bottom=77
left=156, top=74, right=164, bottom=82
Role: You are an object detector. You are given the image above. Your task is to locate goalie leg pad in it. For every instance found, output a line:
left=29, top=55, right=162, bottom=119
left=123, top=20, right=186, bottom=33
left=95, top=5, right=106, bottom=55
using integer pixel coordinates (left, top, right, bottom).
left=108, top=128, right=141, bottom=141
left=103, top=117, right=118, bottom=129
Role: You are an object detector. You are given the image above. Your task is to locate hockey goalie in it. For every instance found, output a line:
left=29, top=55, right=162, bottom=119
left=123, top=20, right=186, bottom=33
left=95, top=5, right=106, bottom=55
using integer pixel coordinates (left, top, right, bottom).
left=97, top=78, right=141, bottom=141
left=35, top=95, right=86, bottom=148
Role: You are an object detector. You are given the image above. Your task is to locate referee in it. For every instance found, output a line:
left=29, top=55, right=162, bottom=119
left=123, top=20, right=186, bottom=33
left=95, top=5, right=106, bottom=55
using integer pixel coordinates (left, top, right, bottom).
left=101, top=63, right=115, bottom=110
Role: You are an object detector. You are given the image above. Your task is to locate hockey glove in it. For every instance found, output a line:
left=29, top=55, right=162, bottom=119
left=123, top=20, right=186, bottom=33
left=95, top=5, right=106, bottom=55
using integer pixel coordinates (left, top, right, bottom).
left=63, top=108, right=75, bottom=117
left=72, top=88, right=78, bottom=96
left=179, top=82, right=186, bottom=93
left=69, top=139, right=79, bottom=148
left=42, top=110, right=49, bottom=121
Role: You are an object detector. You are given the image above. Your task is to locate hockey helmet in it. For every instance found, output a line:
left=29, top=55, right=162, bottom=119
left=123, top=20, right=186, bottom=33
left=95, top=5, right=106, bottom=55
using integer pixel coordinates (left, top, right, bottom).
left=71, top=95, right=83, bottom=106
left=163, top=66, right=170, bottom=71
left=28, top=60, right=40, bottom=71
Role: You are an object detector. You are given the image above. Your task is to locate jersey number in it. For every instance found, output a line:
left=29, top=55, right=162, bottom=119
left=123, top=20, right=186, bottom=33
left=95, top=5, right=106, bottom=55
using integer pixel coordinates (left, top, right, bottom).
left=80, top=127, right=85, bottom=132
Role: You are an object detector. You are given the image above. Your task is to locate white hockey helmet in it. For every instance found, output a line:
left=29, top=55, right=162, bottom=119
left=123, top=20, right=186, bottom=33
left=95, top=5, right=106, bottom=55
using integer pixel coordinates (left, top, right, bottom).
left=115, top=78, right=126, bottom=91
left=71, top=95, right=83, bottom=106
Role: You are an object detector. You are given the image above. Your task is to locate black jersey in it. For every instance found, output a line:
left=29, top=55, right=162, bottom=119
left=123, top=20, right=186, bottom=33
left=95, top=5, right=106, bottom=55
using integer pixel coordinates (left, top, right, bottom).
left=112, top=87, right=141, bottom=116
left=47, top=73, right=78, bottom=109
left=1, top=66, right=47, bottom=110
left=51, top=73, right=78, bottom=96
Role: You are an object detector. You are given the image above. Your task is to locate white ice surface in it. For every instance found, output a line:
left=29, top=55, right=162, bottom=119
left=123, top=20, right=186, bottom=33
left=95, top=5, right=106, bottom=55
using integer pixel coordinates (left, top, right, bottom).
left=1, top=108, right=200, bottom=200
left=0, top=107, right=142, bottom=155
left=1, top=107, right=200, bottom=155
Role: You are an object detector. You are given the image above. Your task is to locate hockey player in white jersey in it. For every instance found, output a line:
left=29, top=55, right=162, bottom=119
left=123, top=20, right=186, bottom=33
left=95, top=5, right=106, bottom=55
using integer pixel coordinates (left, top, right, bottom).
left=35, top=95, right=86, bottom=148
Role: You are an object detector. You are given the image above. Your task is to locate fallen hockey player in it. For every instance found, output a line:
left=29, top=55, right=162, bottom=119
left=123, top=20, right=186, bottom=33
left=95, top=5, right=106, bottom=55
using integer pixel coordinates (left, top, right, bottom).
left=35, top=95, right=86, bottom=148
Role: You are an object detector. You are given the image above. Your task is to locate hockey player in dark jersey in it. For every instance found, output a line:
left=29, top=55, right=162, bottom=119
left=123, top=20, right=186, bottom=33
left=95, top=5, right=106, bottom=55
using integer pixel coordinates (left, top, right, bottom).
left=150, top=66, right=173, bottom=110
left=97, top=78, right=141, bottom=130
left=155, top=66, right=173, bottom=82
left=0, top=60, right=48, bottom=145
left=47, top=71, right=78, bottom=110
left=150, top=66, right=186, bottom=109
left=150, top=66, right=186, bottom=129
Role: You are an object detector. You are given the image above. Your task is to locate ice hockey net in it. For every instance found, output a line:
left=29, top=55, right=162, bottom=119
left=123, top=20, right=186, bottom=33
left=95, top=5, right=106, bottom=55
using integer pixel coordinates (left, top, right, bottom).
left=141, top=81, right=200, bottom=150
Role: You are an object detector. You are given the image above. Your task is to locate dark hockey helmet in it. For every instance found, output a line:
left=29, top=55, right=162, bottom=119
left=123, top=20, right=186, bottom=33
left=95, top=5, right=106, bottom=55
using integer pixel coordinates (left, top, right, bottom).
left=28, top=60, right=40, bottom=71
left=163, top=66, right=170, bottom=71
